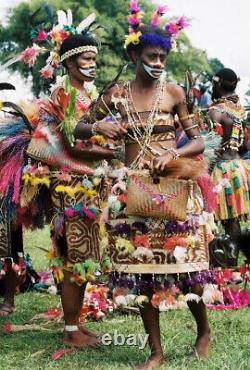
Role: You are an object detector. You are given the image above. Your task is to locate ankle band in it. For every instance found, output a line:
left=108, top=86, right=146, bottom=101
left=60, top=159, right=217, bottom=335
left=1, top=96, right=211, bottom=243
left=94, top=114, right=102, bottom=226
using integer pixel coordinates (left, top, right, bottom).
left=65, top=325, right=79, bottom=332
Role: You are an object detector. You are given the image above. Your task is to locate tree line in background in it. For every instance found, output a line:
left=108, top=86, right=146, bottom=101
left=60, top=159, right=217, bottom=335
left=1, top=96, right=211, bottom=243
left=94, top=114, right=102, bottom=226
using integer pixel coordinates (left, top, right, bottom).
left=0, top=0, right=224, bottom=97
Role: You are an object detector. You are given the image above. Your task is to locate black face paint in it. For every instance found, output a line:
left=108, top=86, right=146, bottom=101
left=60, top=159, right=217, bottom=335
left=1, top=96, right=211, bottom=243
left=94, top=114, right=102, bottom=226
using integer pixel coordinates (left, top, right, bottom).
left=77, top=63, right=96, bottom=78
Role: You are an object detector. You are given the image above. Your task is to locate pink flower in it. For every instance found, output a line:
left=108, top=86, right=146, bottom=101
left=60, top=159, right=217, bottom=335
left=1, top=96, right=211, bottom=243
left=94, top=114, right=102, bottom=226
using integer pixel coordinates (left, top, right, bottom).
left=40, top=64, right=54, bottom=79
left=59, top=30, right=69, bottom=42
left=151, top=15, right=160, bottom=28
left=128, top=15, right=141, bottom=26
left=34, top=27, right=48, bottom=42
left=130, top=0, right=139, bottom=13
left=21, top=45, right=40, bottom=67
left=176, top=16, right=189, bottom=29
left=157, top=5, right=166, bottom=15
left=166, top=22, right=180, bottom=37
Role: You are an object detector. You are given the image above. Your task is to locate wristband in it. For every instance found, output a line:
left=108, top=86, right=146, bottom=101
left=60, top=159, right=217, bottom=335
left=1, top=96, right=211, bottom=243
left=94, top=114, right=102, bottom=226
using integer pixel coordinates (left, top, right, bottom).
left=166, top=148, right=180, bottom=160
left=91, top=122, right=99, bottom=135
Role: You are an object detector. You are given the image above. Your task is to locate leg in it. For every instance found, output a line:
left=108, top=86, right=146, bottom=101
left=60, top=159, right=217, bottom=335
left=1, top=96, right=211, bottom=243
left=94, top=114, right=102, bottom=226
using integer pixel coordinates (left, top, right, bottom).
left=78, top=286, right=103, bottom=338
left=135, top=277, right=164, bottom=370
left=0, top=258, right=18, bottom=316
left=61, top=270, right=100, bottom=348
left=223, top=218, right=241, bottom=265
left=187, top=284, right=211, bottom=358
left=0, top=225, right=22, bottom=317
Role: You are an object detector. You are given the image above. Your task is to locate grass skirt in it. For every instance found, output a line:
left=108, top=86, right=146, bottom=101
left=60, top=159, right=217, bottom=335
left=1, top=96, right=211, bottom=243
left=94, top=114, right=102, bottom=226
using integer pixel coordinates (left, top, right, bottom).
left=211, top=159, right=250, bottom=221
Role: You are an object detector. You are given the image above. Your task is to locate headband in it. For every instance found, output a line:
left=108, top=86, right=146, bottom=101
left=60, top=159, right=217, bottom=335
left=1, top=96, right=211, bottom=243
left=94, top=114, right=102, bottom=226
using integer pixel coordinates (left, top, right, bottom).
left=60, top=46, right=98, bottom=62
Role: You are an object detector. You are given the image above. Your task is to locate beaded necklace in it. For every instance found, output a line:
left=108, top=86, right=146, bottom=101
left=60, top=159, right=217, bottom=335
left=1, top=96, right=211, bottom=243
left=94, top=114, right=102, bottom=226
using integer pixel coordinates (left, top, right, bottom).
left=124, top=72, right=166, bottom=168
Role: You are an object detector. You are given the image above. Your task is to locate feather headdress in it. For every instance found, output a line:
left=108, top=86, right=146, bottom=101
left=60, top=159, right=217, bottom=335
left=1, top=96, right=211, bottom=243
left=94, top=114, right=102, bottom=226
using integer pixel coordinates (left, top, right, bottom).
left=0, top=9, right=98, bottom=80
left=125, top=1, right=189, bottom=50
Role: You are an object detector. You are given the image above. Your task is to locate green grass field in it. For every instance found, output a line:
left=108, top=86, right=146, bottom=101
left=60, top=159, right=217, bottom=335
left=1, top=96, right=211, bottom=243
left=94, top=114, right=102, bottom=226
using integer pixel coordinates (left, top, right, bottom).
left=0, top=228, right=249, bottom=370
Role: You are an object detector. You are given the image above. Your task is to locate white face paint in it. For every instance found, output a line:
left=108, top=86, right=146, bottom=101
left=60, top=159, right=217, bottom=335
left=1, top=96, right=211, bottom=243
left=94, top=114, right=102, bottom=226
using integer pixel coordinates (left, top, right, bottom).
left=78, top=64, right=96, bottom=78
left=142, top=62, right=164, bottom=79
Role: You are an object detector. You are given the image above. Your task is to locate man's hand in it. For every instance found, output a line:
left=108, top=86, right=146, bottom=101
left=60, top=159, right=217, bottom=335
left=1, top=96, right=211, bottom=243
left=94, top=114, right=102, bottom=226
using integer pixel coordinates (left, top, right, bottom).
left=150, top=152, right=174, bottom=176
left=95, top=121, right=127, bottom=140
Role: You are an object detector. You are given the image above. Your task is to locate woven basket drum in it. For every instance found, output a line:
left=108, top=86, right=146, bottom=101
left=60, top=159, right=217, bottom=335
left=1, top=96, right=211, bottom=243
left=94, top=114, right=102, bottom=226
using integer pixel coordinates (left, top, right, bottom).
left=126, top=171, right=197, bottom=221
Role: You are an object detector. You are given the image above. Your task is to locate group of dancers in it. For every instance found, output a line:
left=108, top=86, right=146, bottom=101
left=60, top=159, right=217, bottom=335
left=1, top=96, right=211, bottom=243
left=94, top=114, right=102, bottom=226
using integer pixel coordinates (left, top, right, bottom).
left=0, top=2, right=249, bottom=369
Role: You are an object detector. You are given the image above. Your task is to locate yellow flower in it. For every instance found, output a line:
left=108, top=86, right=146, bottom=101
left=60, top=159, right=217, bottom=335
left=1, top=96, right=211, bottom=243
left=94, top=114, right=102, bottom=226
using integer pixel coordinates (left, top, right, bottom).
left=55, top=185, right=76, bottom=198
left=115, top=237, right=135, bottom=254
left=93, top=135, right=107, bottom=145
left=22, top=173, right=32, bottom=186
left=85, top=189, right=97, bottom=198
left=31, top=176, right=50, bottom=188
left=124, top=31, right=142, bottom=48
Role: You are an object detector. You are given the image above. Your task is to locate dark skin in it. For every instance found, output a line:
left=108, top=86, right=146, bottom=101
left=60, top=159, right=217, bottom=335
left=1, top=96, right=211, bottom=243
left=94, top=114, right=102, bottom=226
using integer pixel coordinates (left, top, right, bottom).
left=208, top=81, right=242, bottom=240
left=59, top=51, right=126, bottom=162
left=0, top=226, right=22, bottom=317
left=55, top=51, right=126, bottom=348
left=93, top=46, right=209, bottom=370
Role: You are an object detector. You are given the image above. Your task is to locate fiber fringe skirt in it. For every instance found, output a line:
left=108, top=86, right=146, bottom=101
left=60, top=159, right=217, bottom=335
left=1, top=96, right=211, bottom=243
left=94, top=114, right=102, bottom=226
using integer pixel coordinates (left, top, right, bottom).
left=211, top=159, right=250, bottom=221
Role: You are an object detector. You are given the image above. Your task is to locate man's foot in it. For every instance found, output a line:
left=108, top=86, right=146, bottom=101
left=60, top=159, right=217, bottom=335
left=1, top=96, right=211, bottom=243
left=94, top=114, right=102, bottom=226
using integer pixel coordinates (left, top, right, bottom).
left=191, top=330, right=211, bottom=358
left=134, top=354, right=164, bottom=370
left=78, top=325, right=103, bottom=338
left=0, top=303, right=15, bottom=317
left=63, top=329, right=101, bottom=348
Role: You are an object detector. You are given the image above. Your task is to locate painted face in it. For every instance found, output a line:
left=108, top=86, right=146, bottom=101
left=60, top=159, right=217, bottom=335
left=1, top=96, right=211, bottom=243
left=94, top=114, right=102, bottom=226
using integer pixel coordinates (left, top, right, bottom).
left=75, top=51, right=97, bottom=80
left=139, top=46, right=167, bottom=79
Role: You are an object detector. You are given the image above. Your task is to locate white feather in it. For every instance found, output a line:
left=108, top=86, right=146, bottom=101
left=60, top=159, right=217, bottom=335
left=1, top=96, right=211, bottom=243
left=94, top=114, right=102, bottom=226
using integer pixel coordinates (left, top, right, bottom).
left=0, top=55, right=22, bottom=73
left=67, top=9, right=73, bottom=26
left=77, top=13, right=96, bottom=33
left=57, top=10, right=67, bottom=26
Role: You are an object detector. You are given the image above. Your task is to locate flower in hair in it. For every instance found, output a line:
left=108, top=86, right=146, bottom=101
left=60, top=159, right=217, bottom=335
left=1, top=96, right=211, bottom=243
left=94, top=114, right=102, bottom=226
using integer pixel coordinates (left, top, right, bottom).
left=40, top=64, right=54, bottom=79
left=151, top=5, right=166, bottom=27
left=130, top=0, right=139, bottom=13
left=21, top=44, right=42, bottom=67
left=176, top=16, right=189, bottom=30
left=128, top=0, right=143, bottom=30
left=124, top=31, right=142, bottom=47
left=128, top=12, right=143, bottom=29
left=32, top=27, right=48, bottom=42
left=125, top=2, right=189, bottom=49
left=166, top=22, right=180, bottom=37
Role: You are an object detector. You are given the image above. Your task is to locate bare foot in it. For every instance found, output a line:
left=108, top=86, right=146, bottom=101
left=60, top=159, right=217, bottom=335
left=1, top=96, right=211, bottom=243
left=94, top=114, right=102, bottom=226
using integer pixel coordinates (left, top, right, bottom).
left=0, top=303, right=15, bottom=317
left=191, top=330, right=211, bottom=358
left=78, top=325, right=103, bottom=338
left=134, top=354, right=164, bottom=370
left=63, top=330, right=101, bottom=348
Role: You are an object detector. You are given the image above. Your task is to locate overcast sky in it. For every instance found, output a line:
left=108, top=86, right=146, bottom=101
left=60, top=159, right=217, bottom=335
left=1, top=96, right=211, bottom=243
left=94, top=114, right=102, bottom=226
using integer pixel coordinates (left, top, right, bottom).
left=1, top=0, right=250, bottom=101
